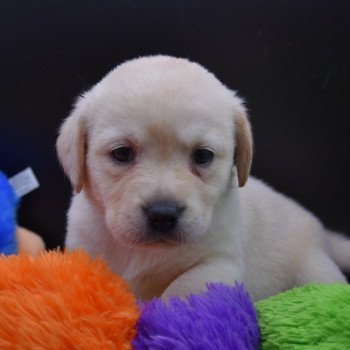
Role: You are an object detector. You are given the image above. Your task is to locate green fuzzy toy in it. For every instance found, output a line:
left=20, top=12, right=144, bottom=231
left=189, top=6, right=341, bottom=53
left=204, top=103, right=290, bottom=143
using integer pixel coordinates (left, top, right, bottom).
left=256, top=283, right=350, bottom=349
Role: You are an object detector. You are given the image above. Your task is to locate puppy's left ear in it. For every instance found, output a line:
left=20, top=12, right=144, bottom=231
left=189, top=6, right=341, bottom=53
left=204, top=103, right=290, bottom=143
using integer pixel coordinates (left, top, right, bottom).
left=56, top=99, right=86, bottom=193
left=234, top=105, right=253, bottom=187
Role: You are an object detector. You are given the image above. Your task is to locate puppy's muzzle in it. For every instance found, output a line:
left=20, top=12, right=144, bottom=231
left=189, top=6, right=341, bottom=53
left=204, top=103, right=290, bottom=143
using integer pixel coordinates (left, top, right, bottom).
left=143, top=201, right=185, bottom=234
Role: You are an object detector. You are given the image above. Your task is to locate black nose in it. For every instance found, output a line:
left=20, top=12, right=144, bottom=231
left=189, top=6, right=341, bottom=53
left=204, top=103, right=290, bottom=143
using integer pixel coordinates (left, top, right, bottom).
left=144, top=201, right=184, bottom=231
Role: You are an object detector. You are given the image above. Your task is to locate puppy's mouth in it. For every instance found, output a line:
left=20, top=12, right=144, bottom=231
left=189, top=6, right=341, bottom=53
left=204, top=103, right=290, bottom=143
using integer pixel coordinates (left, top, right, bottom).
left=138, top=230, right=186, bottom=247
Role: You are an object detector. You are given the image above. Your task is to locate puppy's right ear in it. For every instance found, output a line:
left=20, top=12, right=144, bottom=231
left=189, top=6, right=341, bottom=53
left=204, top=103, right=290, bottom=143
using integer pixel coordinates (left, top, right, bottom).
left=56, top=105, right=86, bottom=193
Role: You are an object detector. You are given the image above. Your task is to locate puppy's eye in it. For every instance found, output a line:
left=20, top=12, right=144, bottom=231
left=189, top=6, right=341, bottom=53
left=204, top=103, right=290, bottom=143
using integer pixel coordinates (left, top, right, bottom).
left=111, top=147, right=135, bottom=164
left=192, top=148, right=214, bottom=166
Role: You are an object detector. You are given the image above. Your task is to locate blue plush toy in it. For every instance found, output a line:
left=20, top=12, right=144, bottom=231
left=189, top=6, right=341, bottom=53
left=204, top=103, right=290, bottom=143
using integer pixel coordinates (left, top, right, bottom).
left=0, top=171, right=19, bottom=254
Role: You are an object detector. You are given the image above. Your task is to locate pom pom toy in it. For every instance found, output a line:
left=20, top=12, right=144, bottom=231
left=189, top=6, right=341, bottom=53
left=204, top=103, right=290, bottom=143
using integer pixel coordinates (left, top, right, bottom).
left=0, top=250, right=139, bottom=349
left=133, top=283, right=260, bottom=350
left=256, top=283, right=350, bottom=349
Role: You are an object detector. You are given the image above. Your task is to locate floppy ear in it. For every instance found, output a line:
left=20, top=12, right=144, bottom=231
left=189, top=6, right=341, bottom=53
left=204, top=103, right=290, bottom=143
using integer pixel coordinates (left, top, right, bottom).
left=234, top=107, right=253, bottom=187
left=56, top=106, right=86, bottom=193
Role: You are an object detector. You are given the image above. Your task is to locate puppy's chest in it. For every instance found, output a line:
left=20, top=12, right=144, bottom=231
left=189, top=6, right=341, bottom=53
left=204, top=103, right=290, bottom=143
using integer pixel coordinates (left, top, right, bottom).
left=129, top=271, right=177, bottom=299
left=112, top=248, right=198, bottom=300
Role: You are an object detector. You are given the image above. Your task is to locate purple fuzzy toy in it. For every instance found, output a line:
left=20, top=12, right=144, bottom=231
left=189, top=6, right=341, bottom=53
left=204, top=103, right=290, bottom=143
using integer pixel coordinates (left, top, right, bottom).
left=133, top=282, right=260, bottom=350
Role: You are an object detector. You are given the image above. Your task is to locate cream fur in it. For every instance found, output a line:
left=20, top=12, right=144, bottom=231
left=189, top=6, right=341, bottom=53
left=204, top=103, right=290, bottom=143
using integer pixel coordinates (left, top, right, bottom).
left=57, top=56, right=349, bottom=301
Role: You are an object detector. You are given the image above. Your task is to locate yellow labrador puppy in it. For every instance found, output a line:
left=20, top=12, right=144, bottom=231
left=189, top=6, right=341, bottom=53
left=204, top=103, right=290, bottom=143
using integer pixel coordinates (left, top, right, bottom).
left=57, top=56, right=349, bottom=301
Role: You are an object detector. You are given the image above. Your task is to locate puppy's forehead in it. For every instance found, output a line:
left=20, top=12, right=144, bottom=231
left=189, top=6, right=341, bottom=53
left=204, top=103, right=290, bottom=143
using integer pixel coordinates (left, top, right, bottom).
left=145, top=117, right=228, bottom=150
left=86, top=56, right=240, bottom=144
left=91, top=110, right=232, bottom=153
left=97, top=55, right=230, bottom=98
left=88, top=56, right=236, bottom=110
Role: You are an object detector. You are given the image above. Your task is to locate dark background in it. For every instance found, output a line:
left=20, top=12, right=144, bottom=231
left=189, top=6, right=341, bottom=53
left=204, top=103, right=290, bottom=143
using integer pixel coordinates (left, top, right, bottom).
left=0, top=0, right=349, bottom=249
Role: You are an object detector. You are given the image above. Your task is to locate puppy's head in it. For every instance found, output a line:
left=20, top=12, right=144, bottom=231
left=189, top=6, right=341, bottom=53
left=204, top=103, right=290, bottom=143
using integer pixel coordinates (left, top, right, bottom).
left=57, top=56, right=252, bottom=247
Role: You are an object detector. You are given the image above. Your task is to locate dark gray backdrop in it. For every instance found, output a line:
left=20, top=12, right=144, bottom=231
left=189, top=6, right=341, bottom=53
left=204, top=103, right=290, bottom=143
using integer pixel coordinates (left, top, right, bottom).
left=1, top=0, right=349, bottom=249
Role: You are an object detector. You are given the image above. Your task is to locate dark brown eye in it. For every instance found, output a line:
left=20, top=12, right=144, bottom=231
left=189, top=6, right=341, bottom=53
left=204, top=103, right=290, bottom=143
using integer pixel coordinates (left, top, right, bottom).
left=192, top=148, right=214, bottom=166
left=111, top=147, right=135, bottom=164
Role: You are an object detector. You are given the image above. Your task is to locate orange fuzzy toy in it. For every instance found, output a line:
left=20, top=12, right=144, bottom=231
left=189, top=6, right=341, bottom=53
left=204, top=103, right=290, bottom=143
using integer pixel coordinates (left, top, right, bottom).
left=0, top=250, right=139, bottom=349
